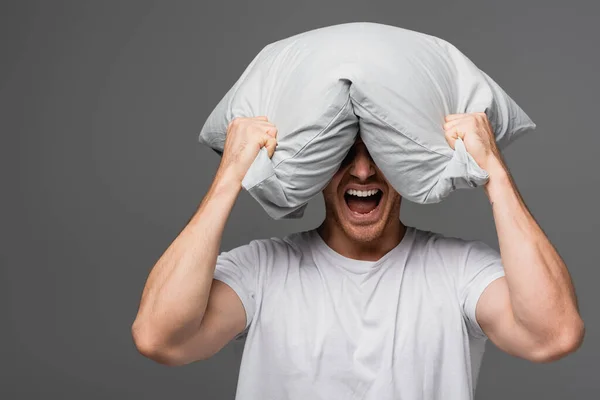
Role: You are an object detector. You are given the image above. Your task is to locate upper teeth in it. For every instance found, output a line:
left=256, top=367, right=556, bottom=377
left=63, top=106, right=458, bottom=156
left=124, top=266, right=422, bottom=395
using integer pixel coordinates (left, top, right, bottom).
left=346, top=189, right=380, bottom=197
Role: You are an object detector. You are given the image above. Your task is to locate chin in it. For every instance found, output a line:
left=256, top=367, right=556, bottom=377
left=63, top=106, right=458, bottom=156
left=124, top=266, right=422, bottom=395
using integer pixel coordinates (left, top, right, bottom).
left=342, top=225, right=385, bottom=243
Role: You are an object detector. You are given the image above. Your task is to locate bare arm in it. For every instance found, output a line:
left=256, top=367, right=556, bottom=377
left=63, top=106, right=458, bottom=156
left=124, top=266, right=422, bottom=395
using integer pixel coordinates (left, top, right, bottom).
left=476, top=157, right=584, bottom=362
left=131, top=116, right=278, bottom=365
left=444, top=113, right=584, bottom=363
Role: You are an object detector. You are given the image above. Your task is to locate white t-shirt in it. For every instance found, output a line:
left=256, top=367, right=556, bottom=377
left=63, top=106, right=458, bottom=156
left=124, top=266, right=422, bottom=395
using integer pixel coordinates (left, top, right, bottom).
left=213, top=225, right=505, bottom=400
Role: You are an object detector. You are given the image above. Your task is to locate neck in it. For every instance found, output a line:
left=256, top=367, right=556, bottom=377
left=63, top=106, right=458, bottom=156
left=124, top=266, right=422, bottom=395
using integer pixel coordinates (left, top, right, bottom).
left=317, top=218, right=406, bottom=261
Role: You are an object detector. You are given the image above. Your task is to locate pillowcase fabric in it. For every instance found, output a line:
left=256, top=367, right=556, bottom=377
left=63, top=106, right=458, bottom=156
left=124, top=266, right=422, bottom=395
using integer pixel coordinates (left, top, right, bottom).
left=199, top=22, right=536, bottom=219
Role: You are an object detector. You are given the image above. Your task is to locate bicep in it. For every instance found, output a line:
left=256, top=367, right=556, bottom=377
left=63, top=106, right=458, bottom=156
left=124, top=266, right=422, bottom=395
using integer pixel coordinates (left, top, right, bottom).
left=476, top=277, right=542, bottom=360
left=169, top=279, right=247, bottom=364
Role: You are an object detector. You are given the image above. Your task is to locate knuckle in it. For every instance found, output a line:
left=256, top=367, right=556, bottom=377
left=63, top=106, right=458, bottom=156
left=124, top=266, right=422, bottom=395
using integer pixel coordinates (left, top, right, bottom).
left=228, top=118, right=240, bottom=129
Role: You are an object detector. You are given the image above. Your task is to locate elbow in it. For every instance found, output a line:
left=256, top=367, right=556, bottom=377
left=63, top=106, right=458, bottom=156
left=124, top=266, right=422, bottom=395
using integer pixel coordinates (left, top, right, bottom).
left=528, top=317, right=585, bottom=363
left=131, top=320, right=187, bottom=367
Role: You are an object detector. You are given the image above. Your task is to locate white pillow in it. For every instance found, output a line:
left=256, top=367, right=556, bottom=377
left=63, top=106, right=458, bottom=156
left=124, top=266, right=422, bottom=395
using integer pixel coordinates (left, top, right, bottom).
left=199, top=22, right=536, bottom=219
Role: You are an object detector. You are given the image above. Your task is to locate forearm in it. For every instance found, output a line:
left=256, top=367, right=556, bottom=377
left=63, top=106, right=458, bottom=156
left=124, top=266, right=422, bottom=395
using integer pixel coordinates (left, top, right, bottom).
left=132, top=170, right=242, bottom=347
left=483, top=156, right=582, bottom=341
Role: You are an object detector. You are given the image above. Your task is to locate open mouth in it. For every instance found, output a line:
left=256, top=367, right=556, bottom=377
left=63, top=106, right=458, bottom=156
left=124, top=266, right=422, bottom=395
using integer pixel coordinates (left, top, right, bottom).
left=344, top=188, right=383, bottom=215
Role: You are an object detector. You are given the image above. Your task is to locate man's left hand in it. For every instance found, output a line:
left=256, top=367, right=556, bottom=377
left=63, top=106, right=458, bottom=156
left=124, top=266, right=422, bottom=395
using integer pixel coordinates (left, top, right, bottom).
left=443, top=112, right=502, bottom=172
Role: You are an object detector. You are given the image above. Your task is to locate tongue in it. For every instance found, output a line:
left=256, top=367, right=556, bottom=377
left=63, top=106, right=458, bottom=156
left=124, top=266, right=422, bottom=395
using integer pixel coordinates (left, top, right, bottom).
left=346, top=196, right=378, bottom=214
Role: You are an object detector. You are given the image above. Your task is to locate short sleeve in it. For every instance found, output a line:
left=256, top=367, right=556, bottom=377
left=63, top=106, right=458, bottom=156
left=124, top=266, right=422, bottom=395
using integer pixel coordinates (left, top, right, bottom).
left=213, top=241, right=260, bottom=340
left=456, top=240, right=506, bottom=339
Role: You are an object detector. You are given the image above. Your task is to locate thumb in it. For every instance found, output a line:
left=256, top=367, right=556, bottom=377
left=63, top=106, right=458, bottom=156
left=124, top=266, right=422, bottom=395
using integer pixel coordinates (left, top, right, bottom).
left=265, top=137, right=277, bottom=158
left=260, top=135, right=277, bottom=158
left=444, top=129, right=458, bottom=150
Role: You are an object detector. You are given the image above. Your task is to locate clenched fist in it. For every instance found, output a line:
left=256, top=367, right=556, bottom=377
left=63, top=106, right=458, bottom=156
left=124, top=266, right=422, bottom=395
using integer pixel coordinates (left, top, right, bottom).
left=443, top=112, right=502, bottom=172
left=217, top=116, right=278, bottom=185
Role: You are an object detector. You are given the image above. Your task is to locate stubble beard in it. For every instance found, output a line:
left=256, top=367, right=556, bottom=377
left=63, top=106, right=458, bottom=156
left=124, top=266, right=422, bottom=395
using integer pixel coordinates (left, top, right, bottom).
left=322, top=192, right=401, bottom=244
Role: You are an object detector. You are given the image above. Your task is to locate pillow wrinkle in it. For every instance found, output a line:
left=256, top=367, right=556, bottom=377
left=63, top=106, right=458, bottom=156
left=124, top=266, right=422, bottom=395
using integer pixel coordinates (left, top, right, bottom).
left=199, top=22, right=535, bottom=219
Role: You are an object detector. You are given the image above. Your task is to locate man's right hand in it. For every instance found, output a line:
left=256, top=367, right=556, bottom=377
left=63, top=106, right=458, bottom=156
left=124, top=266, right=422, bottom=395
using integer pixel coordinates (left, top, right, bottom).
left=217, top=116, right=278, bottom=185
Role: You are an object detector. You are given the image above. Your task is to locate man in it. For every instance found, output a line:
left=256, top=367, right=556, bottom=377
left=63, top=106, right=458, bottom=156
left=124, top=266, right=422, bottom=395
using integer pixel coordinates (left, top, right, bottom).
left=132, top=114, right=584, bottom=399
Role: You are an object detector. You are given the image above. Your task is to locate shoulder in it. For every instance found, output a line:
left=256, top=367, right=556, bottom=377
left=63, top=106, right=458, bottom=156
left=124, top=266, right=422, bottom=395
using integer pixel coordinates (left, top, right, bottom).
left=224, top=230, right=310, bottom=260
left=411, top=228, right=497, bottom=263
left=412, top=227, right=470, bottom=253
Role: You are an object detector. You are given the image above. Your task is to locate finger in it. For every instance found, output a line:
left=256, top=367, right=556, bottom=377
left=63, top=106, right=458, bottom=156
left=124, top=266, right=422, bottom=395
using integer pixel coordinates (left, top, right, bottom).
left=442, top=118, right=464, bottom=131
left=254, top=116, right=269, bottom=121
left=444, top=113, right=470, bottom=121
left=454, top=127, right=466, bottom=140
left=252, top=123, right=277, bottom=138
left=259, top=133, right=277, bottom=158
left=263, top=136, right=277, bottom=158
left=446, top=124, right=466, bottom=138
left=444, top=128, right=460, bottom=150
left=264, top=126, right=278, bottom=138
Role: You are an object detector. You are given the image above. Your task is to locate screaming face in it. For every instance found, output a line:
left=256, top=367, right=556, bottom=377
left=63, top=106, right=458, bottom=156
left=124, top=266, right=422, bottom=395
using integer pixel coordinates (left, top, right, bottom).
left=321, top=135, right=402, bottom=244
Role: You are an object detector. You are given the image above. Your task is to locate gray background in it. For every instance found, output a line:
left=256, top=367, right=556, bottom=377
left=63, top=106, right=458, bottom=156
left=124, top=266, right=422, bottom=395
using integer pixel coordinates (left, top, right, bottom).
left=2, top=0, right=598, bottom=399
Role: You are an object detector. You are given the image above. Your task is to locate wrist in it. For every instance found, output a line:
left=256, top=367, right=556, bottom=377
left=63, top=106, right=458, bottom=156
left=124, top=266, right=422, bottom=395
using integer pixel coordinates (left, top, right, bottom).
left=483, top=157, right=511, bottom=197
left=484, top=155, right=507, bottom=177
left=212, top=168, right=243, bottom=197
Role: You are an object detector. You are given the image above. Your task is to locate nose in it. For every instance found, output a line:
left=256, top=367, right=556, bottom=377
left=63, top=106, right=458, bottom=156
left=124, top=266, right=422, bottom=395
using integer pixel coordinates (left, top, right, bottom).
left=349, top=144, right=376, bottom=181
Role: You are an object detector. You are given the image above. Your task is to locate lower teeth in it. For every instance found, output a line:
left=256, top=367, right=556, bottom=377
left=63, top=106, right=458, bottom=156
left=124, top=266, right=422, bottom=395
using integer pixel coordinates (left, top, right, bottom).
left=354, top=208, right=376, bottom=215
